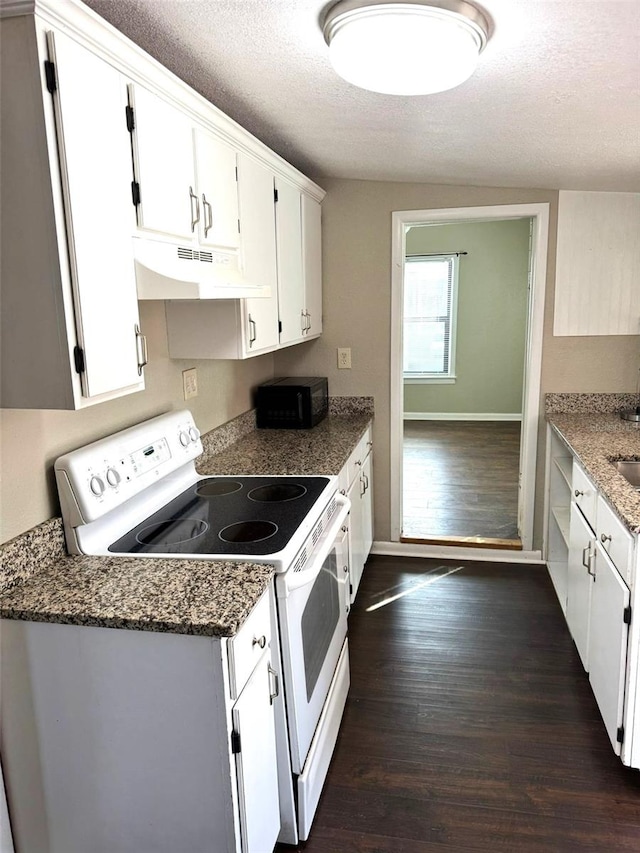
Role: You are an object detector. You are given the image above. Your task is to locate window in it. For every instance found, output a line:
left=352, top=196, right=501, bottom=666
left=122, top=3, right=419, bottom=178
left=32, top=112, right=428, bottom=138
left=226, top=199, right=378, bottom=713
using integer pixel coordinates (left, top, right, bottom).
left=403, top=254, right=458, bottom=381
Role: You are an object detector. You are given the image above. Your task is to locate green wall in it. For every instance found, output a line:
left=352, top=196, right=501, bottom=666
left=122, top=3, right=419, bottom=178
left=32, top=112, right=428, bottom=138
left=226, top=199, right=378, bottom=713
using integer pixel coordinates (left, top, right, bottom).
left=403, top=218, right=531, bottom=416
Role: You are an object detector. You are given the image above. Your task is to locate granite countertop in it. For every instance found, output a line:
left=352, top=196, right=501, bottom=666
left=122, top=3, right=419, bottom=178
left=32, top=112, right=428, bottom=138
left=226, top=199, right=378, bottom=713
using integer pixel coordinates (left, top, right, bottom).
left=547, top=413, right=640, bottom=534
left=198, top=412, right=373, bottom=477
left=1, top=400, right=373, bottom=636
left=0, top=529, right=274, bottom=637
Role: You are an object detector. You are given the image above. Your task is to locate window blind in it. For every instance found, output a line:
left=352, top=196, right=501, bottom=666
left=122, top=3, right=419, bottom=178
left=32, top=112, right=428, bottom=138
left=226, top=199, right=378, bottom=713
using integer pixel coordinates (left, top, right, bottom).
left=403, top=255, right=457, bottom=377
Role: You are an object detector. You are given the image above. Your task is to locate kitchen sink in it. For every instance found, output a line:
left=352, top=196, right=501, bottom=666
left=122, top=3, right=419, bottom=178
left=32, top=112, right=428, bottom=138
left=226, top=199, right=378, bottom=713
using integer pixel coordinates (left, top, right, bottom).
left=613, top=461, right=640, bottom=490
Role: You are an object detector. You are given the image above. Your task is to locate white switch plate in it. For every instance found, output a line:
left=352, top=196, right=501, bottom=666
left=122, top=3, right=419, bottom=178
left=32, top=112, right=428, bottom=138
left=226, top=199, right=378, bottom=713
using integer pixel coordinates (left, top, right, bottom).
left=182, top=368, right=198, bottom=400
left=337, top=347, right=351, bottom=369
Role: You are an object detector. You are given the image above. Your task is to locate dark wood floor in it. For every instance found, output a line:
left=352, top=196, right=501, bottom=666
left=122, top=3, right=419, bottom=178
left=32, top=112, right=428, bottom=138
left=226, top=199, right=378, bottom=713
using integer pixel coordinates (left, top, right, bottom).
left=403, top=421, right=521, bottom=541
left=278, top=556, right=640, bottom=852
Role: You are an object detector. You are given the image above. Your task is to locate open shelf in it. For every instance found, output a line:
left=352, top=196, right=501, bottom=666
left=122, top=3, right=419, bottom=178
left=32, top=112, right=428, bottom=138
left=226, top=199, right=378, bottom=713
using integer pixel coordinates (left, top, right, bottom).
left=551, top=506, right=570, bottom=549
left=553, top=456, right=572, bottom=490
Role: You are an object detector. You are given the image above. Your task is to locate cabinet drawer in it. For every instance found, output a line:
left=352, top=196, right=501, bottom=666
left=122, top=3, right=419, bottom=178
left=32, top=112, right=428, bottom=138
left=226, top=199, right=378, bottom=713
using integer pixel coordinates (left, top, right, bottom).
left=597, top=495, right=634, bottom=585
left=572, top=462, right=597, bottom=530
left=228, top=590, right=272, bottom=700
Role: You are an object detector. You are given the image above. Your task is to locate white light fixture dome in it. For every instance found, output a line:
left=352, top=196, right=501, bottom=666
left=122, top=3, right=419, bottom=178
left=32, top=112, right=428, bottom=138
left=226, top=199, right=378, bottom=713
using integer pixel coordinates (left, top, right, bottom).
left=322, top=0, right=490, bottom=96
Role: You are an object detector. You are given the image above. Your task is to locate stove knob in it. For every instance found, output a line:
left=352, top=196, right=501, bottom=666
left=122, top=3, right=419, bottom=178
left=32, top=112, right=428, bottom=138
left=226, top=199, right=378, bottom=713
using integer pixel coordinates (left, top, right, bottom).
left=106, top=467, right=121, bottom=488
left=179, top=430, right=190, bottom=447
left=189, top=427, right=200, bottom=443
left=89, top=475, right=105, bottom=497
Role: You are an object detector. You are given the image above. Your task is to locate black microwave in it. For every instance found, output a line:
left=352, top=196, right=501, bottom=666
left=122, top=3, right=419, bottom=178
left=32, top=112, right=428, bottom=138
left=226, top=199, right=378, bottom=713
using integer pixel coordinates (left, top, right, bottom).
left=256, top=377, right=328, bottom=429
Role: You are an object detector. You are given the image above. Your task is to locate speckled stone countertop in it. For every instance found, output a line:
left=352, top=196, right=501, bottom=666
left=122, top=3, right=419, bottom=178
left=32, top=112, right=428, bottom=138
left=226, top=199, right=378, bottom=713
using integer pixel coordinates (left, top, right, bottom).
left=547, top=413, right=640, bottom=534
left=1, top=397, right=373, bottom=635
left=198, top=411, right=373, bottom=477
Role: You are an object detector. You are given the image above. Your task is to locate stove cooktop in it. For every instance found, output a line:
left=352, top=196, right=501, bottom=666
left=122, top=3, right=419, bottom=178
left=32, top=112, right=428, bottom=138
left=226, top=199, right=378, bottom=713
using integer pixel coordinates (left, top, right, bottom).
left=108, top=476, right=332, bottom=556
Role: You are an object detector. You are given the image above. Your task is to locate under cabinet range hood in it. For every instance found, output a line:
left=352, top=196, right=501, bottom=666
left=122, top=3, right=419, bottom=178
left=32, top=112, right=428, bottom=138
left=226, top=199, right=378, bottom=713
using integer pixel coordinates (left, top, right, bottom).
left=133, top=237, right=271, bottom=300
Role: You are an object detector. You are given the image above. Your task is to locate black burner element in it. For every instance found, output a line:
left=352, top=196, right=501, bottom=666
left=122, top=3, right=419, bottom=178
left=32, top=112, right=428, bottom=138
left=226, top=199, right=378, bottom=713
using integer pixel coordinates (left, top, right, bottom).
left=195, top=480, right=243, bottom=497
left=136, top=518, right=209, bottom=547
left=108, top=475, right=331, bottom=556
left=248, top=483, right=307, bottom=503
left=219, top=520, right=278, bottom=543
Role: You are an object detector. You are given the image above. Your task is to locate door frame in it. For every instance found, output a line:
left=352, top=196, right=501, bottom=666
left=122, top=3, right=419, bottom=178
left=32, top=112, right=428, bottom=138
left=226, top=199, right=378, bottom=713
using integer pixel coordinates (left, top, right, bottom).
left=390, top=203, right=550, bottom=552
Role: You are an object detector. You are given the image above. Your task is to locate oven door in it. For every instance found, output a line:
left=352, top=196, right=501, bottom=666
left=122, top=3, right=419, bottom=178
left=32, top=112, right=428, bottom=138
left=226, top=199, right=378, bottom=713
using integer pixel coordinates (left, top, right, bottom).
left=275, top=494, right=350, bottom=775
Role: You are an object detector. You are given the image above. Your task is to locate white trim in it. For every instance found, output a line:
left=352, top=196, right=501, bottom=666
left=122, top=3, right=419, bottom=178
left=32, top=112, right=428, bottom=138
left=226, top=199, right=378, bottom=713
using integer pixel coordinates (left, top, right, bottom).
left=404, top=376, right=456, bottom=384
left=390, top=203, right=549, bottom=552
left=403, top=412, right=522, bottom=421
left=372, top=540, right=544, bottom=565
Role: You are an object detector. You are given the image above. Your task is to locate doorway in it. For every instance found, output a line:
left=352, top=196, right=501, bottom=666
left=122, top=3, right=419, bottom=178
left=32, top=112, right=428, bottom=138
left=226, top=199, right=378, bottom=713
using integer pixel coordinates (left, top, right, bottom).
left=390, top=204, right=549, bottom=555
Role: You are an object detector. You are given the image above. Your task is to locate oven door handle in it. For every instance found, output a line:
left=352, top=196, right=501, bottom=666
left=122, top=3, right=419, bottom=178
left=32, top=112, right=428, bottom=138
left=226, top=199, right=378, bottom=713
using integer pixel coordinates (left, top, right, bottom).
left=280, top=494, right=351, bottom=595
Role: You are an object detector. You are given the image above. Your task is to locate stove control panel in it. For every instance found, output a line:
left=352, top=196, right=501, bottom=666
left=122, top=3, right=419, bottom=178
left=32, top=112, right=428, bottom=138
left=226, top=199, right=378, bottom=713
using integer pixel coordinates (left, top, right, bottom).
left=55, top=410, right=203, bottom=526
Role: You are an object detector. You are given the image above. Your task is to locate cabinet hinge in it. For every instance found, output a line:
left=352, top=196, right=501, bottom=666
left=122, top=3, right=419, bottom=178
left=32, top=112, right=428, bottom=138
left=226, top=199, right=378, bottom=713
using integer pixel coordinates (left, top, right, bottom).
left=231, top=730, right=241, bottom=754
left=274, top=188, right=279, bottom=203
left=278, top=320, right=282, bottom=334
left=73, top=346, right=85, bottom=374
left=131, top=181, right=141, bottom=207
left=235, top=165, right=238, bottom=182
left=237, top=219, right=241, bottom=234
left=617, top=726, right=625, bottom=744
left=44, top=60, right=57, bottom=94
left=125, top=104, right=135, bottom=132
left=624, top=605, right=632, bottom=625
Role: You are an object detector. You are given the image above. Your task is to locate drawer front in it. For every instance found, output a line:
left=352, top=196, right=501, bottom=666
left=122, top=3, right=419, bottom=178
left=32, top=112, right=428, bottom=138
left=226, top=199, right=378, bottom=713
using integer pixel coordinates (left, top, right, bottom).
left=597, top=495, right=634, bottom=585
left=228, top=589, right=272, bottom=700
left=572, top=462, right=597, bottom=530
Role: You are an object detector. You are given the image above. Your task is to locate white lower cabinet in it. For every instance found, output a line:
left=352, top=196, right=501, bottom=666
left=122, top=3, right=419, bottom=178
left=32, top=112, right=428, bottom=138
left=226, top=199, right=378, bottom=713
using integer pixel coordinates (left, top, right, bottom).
left=588, top=543, right=631, bottom=754
left=544, top=429, right=638, bottom=765
left=566, top=502, right=595, bottom=670
left=1, top=588, right=281, bottom=853
left=339, top=427, right=374, bottom=604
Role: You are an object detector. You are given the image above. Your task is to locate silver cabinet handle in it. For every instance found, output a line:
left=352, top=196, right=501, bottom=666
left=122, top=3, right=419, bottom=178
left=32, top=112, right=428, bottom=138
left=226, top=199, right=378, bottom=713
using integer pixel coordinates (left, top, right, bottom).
left=189, top=186, right=200, bottom=232
left=300, top=309, right=306, bottom=334
left=363, top=472, right=369, bottom=493
left=248, top=314, right=257, bottom=346
left=252, top=635, right=266, bottom=649
left=305, top=311, right=311, bottom=331
left=582, top=543, right=596, bottom=577
left=268, top=664, right=279, bottom=705
left=202, top=193, right=213, bottom=237
left=360, top=473, right=366, bottom=497
left=601, top=533, right=612, bottom=544
left=135, top=324, right=147, bottom=375
left=574, top=489, right=584, bottom=498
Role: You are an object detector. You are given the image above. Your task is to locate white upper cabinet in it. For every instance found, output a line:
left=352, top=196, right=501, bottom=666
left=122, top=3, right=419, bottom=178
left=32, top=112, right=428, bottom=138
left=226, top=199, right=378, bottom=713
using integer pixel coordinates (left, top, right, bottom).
left=275, top=177, right=306, bottom=346
left=165, top=152, right=280, bottom=359
left=275, top=180, right=323, bottom=347
left=129, top=84, right=196, bottom=241
left=194, top=128, right=240, bottom=250
left=554, top=191, right=640, bottom=336
left=0, top=17, right=145, bottom=409
left=302, top=194, right=323, bottom=339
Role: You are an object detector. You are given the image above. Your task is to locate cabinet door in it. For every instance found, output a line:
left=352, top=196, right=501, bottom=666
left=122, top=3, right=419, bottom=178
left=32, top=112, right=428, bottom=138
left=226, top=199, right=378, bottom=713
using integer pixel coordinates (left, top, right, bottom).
left=347, top=474, right=365, bottom=604
left=194, top=128, right=240, bottom=249
left=232, top=655, right=280, bottom=853
left=361, top=451, right=374, bottom=563
left=237, top=154, right=279, bottom=354
left=130, top=84, right=195, bottom=240
left=566, top=502, right=594, bottom=670
left=48, top=30, right=143, bottom=399
left=302, top=194, right=322, bottom=337
left=275, top=178, right=305, bottom=345
left=588, top=545, right=630, bottom=754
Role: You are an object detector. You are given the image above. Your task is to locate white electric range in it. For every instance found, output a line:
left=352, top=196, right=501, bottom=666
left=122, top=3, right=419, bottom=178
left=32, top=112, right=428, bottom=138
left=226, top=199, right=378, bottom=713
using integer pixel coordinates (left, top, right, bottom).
left=54, top=409, right=351, bottom=845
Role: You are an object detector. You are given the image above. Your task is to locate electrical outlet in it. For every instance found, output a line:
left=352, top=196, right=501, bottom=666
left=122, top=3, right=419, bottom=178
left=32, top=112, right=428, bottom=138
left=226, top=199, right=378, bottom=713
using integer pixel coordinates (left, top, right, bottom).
left=182, top=368, right=198, bottom=400
left=337, top=347, right=351, bottom=369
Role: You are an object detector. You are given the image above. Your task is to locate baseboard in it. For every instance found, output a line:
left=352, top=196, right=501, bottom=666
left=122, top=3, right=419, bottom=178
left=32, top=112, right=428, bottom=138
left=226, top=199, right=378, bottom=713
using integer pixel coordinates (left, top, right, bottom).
left=403, top=413, right=523, bottom=422
left=371, top=540, right=544, bottom=564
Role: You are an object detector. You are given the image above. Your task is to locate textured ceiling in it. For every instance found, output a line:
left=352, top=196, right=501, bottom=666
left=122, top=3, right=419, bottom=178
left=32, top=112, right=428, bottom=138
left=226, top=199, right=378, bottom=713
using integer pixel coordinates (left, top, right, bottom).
left=84, top=0, right=640, bottom=191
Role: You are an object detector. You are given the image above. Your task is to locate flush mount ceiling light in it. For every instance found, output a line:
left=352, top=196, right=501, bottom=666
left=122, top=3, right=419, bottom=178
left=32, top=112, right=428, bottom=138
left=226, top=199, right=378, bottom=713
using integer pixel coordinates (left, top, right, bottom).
left=322, top=0, right=490, bottom=96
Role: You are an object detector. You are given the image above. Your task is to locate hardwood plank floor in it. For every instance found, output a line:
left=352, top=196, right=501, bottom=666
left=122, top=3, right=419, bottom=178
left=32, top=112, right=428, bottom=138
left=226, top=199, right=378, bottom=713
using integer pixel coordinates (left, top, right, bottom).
left=277, top=556, right=640, bottom=852
left=403, top=421, right=521, bottom=540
